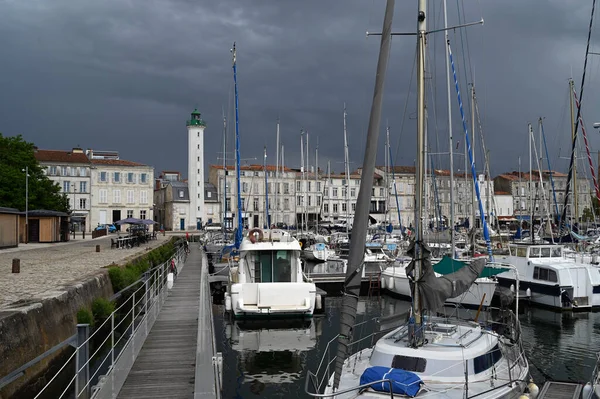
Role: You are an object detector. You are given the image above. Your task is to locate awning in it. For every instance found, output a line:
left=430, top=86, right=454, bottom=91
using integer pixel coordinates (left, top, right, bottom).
left=433, top=256, right=509, bottom=278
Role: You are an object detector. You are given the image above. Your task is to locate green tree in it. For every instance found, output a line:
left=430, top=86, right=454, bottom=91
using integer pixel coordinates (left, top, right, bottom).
left=582, top=207, right=594, bottom=222
left=0, top=134, right=69, bottom=212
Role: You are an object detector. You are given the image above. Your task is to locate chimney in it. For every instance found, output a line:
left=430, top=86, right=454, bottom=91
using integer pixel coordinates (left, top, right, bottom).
left=72, top=147, right=84, bottom=154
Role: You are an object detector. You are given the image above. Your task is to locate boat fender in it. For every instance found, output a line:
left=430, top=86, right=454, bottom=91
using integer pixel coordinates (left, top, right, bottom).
left=581, top=383, right=592, bottom=399
left=526, top=381, right=539, bottom=398
left=496, top=242, right=502, bottom=249
left=316, top=294, right=322, bottom=310
left=518, top=395, right=529, bottom=399
left=388, top=277, right=394, bottom=290
left=526, top=288, right=531, bottom=298
left=509, top=284, right=515, bottom=293
left=225, top=293, right=232, bottom=312
left=248, top=228, right=264, bottom=243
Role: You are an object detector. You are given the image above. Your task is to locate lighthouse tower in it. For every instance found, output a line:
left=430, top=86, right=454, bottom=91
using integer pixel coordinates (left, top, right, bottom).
left=186, top=109, right=206, bottom=230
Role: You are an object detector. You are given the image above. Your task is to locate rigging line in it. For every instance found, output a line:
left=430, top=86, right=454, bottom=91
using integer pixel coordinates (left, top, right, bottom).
left=455, top=0, right=473, bottom=123
left=393, top=41, right=418, bottom=164
left=572, top=87, right=600, bottom=205
left=560, top=0, right=597, bottom=233
left=540, top=120, right=560, bottom=222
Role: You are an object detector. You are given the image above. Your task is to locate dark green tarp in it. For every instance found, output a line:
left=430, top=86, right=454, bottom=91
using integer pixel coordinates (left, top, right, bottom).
left=433, top=255, right=509, bottom=278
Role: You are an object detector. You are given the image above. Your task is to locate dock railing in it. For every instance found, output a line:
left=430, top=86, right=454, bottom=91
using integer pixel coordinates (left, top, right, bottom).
left=1, top=246, right=186, bottom=399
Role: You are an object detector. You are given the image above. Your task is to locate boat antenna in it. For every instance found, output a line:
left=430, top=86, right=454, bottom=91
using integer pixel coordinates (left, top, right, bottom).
left=232, top=42, right=243, bottom=249
left=333, top=0, right=395, bottom=389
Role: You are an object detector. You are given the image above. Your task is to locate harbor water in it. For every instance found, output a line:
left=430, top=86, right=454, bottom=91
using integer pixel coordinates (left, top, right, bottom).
left=213, top=294, right=600, bottom=398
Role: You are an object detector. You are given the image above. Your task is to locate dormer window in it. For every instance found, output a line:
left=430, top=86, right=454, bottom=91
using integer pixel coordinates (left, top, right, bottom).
left=179, top=190, right=184, bottom=198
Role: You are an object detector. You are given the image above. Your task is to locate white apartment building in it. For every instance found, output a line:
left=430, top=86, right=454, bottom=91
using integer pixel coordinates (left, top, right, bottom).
left=89, top=154, right=154, bottom=230
left=35, top=148, right=92, bottom=231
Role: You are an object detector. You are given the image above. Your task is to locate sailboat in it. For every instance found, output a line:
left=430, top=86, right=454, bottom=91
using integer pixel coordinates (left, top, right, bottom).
left=304, top=1, right=534, bottom=397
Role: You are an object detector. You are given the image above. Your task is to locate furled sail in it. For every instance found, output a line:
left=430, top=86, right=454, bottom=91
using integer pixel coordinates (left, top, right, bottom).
left=406, top=240, right=486, bottom=312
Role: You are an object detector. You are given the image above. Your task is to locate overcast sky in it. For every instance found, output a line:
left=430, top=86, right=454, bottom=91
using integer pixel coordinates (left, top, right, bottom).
left=2, top=0, right=600, bottom=180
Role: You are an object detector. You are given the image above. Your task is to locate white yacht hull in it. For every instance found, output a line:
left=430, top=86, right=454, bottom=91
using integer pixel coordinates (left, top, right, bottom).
left=381, top=266, right=497, bottom=307
left=227, top=282, right=317, bottom=318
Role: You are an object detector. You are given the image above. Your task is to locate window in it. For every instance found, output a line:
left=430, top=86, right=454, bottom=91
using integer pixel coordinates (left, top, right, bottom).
left=380, top=188, right=384, bottom=196
left=179, top=190, right=185, bottom=198
left=308, top=196, right=312, bottom=206
left=308, top=182, right=311, bottom=192
left=342, top=203, right=347, bottom=212
left=296, top=181, right=301, bottom=191
left=61, top=166, right=69, bottom=176
left=113, top=172, right=121, bottom=183
left=352, top=203, right=356, bottom=211
left=207, top=205, right=213, bottom=215
left=317, top=182, right=321, bottom=191
left=207, top=191, right=211, bottom=198
left=317, top=196, right=321, bottom=206
left=50, top=166, right=57, bottom=175
left=333, top=203, right=338, bottom=213
left=140, top=173, right=147, bottom=184
left=253, top=198, right=259, bottom=211
left=127, top=210, right=134, bottom=218
left=79, top=181, right=87, bottom=193
left=63, top=181, right=71, bottom=192
left=71, top=167, right=78, bottom=176
left=473, top=345, right=502, bottom=374
left=324, top=203, right=329, bottom=213
left=297, top=196, right=302, bottom=206
left=354, top=180, right=359, bottom=186
left=79, top=198, right=86, bottom=210
left=391, top=356, right=426, bottom=373
left=100, top=171, right=107, bottom=182
left=226, top=198, right=231, bottom=211
left=332, top=188, right=338, bottom=197
left=127, top=172, right=134, bottom=183
left=351, top=188, right=356, bottom=197
left=284, top=198, right=290, bottom=210
left=140, top=191, right=148, bottom=204
left=533, top=267, right=558, bottom=282
left=268, top=183, right=272, bottom=193
left=342, top=188, right=347, bottom=198
left=253, top=183, right=258, bottom=194
left=242, top=182, right=248, bottom=193
left=127, top=190, right=134, bottom=204
left=140, top=210, right=146, bottom=219
left=113, top=190, right=121, bottom=203
left=79, top=167, right=86, bottom=177
left=284, top=183, right=290, bottom=194
left=99, top=189, right=108, bottom=203
left=241, top=198, right=246, bottom=211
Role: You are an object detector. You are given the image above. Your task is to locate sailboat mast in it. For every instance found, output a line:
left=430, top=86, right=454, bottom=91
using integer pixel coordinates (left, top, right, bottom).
left=300, top=130, right=305, bottom=232
left=264, top=146, right=270, bottom=228
left=470, top=85, right=476, bottom=236
left=529, top=123, right=533, bottom=243
left=222, top=112, right=227, bottom=236
left=386, top=126, right=390, bottom=227
left=306, top=131, right=310, bottom=230
left=413, top=0, right=427, bottom=337
left=315, top=144, right=319, bottom=232
left=334, top=0, right=394, bottom=389
left=232, top=42, right=243, bottom=248
left=343, top=104, right=350, bottom=234
left=443, top=0, right=455, bottom=254
left=275, top=119, right=280, bottom=227
left=569, top=78, right=578, bottom=226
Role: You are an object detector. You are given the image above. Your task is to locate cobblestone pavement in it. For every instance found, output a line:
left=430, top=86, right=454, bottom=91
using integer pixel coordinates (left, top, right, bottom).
left=0, top=234, right=173, bottom=310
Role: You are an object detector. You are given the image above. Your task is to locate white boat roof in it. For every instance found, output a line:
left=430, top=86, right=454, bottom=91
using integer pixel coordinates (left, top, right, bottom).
left=239, top=229, right=301, bottom=252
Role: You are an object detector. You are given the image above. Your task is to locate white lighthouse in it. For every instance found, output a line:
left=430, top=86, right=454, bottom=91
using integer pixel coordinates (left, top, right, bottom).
left=187, top=108, right=206, bottom=230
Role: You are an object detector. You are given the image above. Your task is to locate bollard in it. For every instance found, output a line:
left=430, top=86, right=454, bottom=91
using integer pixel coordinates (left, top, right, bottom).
left=75, top=324, right=90, bottom=399
left=82, top=230, right=85, bottom=239
left=95, top=245, right=100, bottom=252
left=12, top=259, right=20, bottom=273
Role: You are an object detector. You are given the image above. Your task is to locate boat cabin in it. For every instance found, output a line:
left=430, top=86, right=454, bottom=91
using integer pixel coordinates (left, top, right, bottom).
left=507, top=244, right=563, bottom=258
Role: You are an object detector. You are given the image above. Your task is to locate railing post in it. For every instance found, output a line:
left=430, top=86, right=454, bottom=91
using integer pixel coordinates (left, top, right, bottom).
left=132, top=291, right=136, bottom=335
left=75, top=324, right=90, bottom=399
left=111, top=313, right=115, bottom=369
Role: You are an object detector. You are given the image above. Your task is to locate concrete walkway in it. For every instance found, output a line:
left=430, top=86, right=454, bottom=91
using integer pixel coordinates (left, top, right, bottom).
left=117, top=247, right=203, bottom=399
left=0, top=234, right=171, bottom=310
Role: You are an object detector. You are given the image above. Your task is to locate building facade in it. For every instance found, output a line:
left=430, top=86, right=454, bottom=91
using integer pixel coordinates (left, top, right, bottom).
left=35, top=148, right=92, bottom=231
left=89, top=153, right=154, bottom=229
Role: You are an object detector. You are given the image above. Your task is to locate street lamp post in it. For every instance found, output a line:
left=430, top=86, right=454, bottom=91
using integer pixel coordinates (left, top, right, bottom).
left=22, top=167, right=29, bottom=244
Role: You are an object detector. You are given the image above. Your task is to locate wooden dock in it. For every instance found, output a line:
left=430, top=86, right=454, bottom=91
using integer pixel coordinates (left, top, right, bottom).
left=117, top=247, right=210, bottom=399
left=538, top=381, right=582, bottom=399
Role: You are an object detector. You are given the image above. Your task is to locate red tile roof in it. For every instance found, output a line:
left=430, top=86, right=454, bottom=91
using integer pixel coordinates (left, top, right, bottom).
left=211, top=164, right=293, bottom=172
left=92, top=159, right=146, bottom=167
left=35, top=149, right=90, bottom=164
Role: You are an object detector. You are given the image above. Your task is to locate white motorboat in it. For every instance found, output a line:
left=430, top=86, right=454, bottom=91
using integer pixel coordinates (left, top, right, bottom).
left=225, top=228, right=320, bottom=319
left=496, top=243, right=600, bottom=310
left=302, top=235, right=336, bottom=263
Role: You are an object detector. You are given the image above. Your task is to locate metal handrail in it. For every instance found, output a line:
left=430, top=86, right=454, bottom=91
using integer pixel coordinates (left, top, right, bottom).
left=25, top=246, right=185, bottom=398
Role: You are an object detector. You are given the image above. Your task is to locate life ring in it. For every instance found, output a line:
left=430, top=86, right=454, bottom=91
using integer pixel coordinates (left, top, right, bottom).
left=496, top=242, right=502, bottom=249
left=248, top=228, right=264, bottom=243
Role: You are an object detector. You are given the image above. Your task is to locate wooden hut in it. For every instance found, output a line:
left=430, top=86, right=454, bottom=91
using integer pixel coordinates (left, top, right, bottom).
left=0, top=207, right=21, bottom=249
left=19, top=210, right=70, bottom=243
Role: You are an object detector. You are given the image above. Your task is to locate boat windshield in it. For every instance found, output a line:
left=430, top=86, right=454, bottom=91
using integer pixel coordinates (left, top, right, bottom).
left=253, top=250, right=293, bottom=283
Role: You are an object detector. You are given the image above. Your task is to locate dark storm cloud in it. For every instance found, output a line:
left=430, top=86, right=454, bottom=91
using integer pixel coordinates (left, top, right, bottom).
left=1, top=0, right=599, bottom=178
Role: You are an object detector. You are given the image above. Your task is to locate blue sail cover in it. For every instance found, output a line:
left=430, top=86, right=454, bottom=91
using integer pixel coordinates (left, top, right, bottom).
left=359, top=366, right=422, bottom=397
